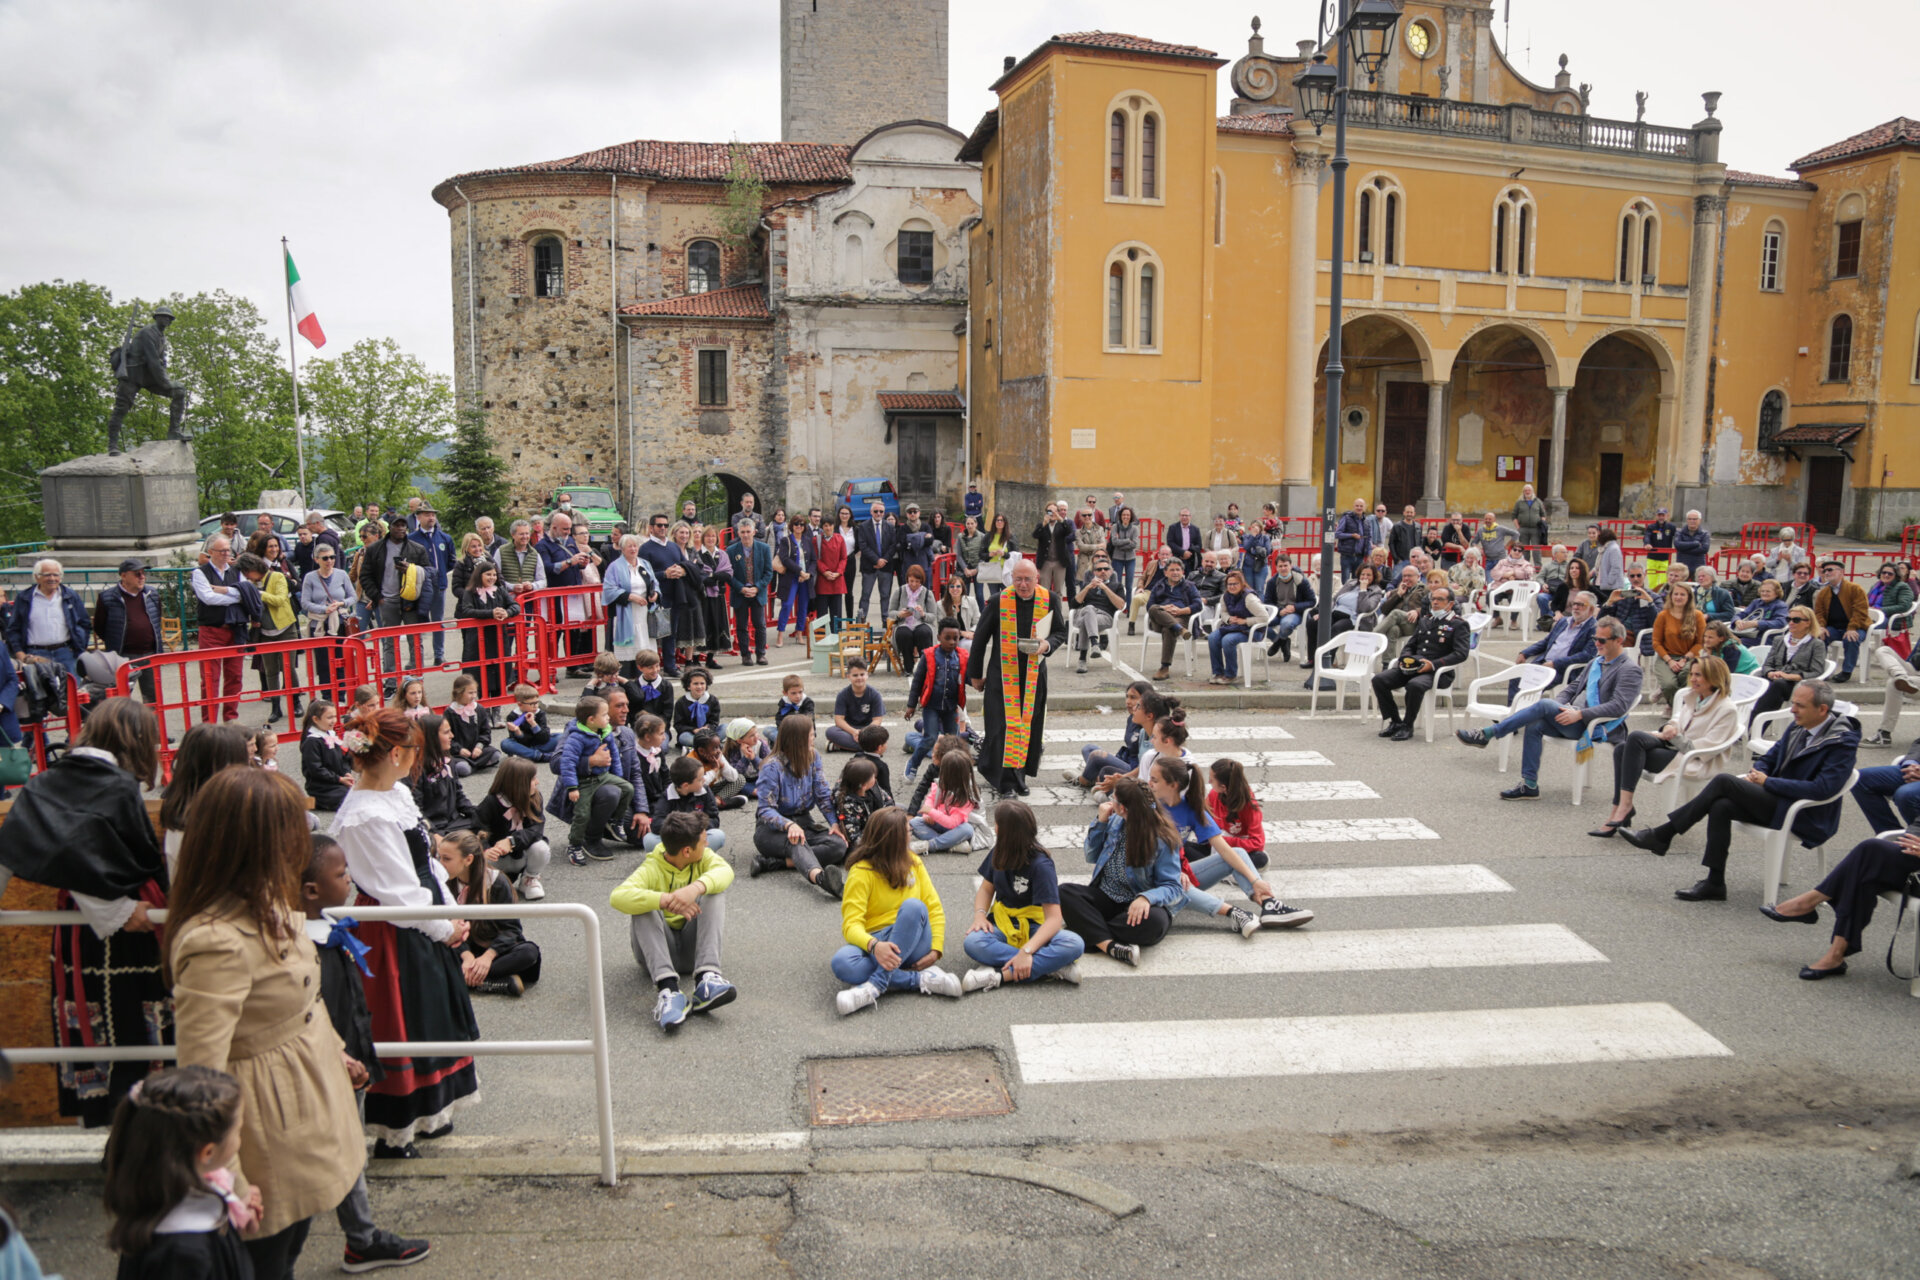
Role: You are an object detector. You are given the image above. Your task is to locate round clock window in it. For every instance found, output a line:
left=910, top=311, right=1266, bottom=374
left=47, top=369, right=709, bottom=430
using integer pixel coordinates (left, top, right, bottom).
left=1405, top=20, right=1437, bottom=58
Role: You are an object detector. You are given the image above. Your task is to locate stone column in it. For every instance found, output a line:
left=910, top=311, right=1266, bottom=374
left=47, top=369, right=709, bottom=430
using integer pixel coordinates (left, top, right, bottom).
left=1547, top=386, right=1570, bottom=521
left=1280, top=140, right=1325, bottom=517
left=1418, top=380, right=1447, bottom=516
left=1674, top=193, right=1725, bottom=514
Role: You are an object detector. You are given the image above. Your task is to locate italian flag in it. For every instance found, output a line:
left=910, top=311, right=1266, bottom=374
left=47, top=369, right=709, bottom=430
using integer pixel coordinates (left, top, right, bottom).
left=285, top=247, right=326, bottom=348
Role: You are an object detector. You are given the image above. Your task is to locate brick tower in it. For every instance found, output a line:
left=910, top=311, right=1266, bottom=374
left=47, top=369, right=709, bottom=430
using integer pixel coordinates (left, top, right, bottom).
left=781, top=0, right=948, bottom=144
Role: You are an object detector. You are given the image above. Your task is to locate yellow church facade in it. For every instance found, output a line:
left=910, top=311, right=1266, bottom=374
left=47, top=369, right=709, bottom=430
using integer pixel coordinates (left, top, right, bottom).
left=960, top=4, right=1919, bottom=540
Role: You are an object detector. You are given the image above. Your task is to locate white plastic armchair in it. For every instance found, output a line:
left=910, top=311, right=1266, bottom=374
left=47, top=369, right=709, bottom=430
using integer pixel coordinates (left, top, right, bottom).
left=1486, top=580, right=1535, bottom=644
left=1460, top=661, right=1559, bottom=773
left=1423, top=638, right=1481, bottom=743
left=1736, top=769, right=1858, bottom=907
left=1872, top=827, right=1920, bottom=999
left=1308, top=630, right=1388, bottom=716
left=1238, top=599, right=1276, bottom=688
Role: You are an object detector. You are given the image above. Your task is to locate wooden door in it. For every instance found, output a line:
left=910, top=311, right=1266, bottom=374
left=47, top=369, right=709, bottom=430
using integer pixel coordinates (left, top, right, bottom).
left=897, top=419, right=937, bottom=497
left=1805, top=456, right=1846, bottom=534
left=1377, top=382, right=1429, bottom=511
left=1596, top=453, right=1623, bottom=517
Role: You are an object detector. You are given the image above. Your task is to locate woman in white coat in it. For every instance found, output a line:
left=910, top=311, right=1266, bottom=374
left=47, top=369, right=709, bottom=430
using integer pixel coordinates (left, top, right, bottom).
left=1591, top=654, right=1741, bottom=837
left=602, top=534, right=660, bottom=665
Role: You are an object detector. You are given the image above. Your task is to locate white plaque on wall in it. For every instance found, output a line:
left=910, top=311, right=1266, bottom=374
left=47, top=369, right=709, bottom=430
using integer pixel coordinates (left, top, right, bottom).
left=1600, top=422, right=1624, bottom=444
left=1456, top=412, right=1484, bottom=466
left=1070, top=428, right=1097, bottom=449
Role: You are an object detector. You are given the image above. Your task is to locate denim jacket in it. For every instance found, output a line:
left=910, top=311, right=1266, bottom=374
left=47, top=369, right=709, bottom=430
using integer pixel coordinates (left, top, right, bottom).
left=1081, top=815, right=1184, bottom=908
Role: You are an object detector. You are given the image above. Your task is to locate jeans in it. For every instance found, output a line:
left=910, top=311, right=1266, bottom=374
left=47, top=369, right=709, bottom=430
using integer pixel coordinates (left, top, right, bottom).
left=24, top=644, right=77, bottom=678
left=1851, top=765, right=1920, bottom=833
left=753, top=821, right=848, bottom=878
left=1535, top=590, right=1557, bottom=625
left=830, top=898, right=933, bottom=991
left=1113, top=558, right=1136, bottom=600
left=500, top=737, right=558, bottom=763
left=1243, top=563, right=1268, bottom=600
left=910, top=816, right=974, bottom=851
left=1184, top=848, right=1265, bottom=916
left=1266, top=611, right=1303, bottom=653
left=778, top=582, right=810, bottom=634
left=1340, top=551, right=1362, bottom=580
left=1208, top=627, right=1250, bottom=677
left=1487, top=699, right=1590, bottom=785
left=568, top=772, right=633, bottom=846
left=1077, top=743, right=1133, bottom=785
left=858, top=570, right=894, bottom=623
left=629, top=895, right=727, bottom=982
left=1823, top=625, right=1860, bottom=675
left=420, top=582, right=447, bottom=662
left=962, top=923, right=1085, bottom=980
left=908, top=706, right=960, bottom=773
left=375, top=600, right=425, bottom=675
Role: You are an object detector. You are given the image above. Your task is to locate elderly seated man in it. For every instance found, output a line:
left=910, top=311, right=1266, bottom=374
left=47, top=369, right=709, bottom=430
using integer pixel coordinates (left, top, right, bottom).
left=1370, top=586, right=1470, bottom=741
left=1532, top=545, right=1573, bottom=624
left=1621, top=679, right=1860, bottom=901
left=1508, top=591, right=1599, bottom=697
left=1372, top=564, right=1431, bottom=660
left=1456, top=615, right=1641, bottom=800
left=1070, top=556, right=1127, bottom=675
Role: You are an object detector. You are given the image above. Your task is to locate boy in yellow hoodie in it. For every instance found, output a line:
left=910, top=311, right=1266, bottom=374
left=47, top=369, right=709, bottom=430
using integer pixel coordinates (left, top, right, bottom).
left=610, top=811, right=737, bottom=1030
left=832, top=809, right=964, bottom=1014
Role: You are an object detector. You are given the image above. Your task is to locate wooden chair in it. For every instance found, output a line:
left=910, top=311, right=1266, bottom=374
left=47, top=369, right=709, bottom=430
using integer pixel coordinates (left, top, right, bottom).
left=828, top=624, right=870, bottom=677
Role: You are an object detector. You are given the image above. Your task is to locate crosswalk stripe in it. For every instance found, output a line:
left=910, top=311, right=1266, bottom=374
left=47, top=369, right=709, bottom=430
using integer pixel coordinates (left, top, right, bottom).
left=1021, top=781, right=1378, bottom=807
left=1071, top=923, right=1604, bottom=979
left=1010, top=1002, right=1731, bottom=1084
left=1033, top=817, right=1439, bottom=849
left=1044, top=725, right=1294, bottom=743
left=964, top=863, right=1512, bottom=901
left=1038, top=751, right=1330, bottom=772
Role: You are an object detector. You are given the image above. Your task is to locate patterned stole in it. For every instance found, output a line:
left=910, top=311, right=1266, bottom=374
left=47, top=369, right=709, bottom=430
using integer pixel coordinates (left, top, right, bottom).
left=997, top=587, right=1050, bottom=769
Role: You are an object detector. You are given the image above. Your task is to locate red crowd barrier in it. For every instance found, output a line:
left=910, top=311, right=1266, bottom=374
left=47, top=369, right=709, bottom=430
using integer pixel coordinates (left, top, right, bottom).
left=116, top=633, right=358, bottom=772
left=929, top=553, right=957, bottom=597
left=1742, top=521, right=1813, bottom=553
left=516, top=584, right=609, bottom=685
left=1904, top=525, right=1920, bottom=565
left=15, top=670, right=87, bottom=776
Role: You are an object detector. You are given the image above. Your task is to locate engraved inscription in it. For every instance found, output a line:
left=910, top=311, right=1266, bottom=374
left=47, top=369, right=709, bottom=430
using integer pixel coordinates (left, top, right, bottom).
left=143, top=474, right=200, bottom=534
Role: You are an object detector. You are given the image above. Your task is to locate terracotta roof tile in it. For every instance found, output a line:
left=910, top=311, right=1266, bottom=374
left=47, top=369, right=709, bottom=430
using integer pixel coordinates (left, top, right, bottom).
left=1771, top=423, right=1863, bottom=446
left=1048, top=31, right=1220, bottom=59
left=1790, top=117, right=1920, bottom=170
left=1725, top=169, right=1815, bottom=189
left=619, top=283, right=771, bottom=320
left=957, top=110, right=999, bottom=163
left=877, top=391, right=965, bottom=413
left=1218, top=112, right=1296, bottom=134
left=445, top=140, right=852, bottom=187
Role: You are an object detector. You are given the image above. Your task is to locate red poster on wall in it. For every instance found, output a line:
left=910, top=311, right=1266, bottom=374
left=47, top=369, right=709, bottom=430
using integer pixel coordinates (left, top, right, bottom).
left=1493, top=455, right=1535, bottom=483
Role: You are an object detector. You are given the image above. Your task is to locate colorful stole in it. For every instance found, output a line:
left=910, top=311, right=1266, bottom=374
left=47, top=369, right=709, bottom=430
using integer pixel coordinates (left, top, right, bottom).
left=997, top=586, right=1051, bottom=769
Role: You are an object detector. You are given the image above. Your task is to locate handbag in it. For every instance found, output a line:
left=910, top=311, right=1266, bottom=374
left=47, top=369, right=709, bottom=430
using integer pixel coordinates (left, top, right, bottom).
left=1890, top=630, right=1913, bottom=661
left=0, top=744, right=31, bottom=785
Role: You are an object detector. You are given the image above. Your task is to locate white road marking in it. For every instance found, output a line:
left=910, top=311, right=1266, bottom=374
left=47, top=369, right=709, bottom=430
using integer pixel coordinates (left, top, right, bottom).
left=1044, top=725, right=1295, bottom=743
left=1039, top=750, right=1330, bottom=771
left=1033, top=817, right=1438, bottom=849
left=1072, top=923, right=1605, bottom=979
left=1012, top=1002, right=1731, bottom=1084
left=995, top=862, right=1510, bottom=900
left=1021, top=781, right=1377, bottom=808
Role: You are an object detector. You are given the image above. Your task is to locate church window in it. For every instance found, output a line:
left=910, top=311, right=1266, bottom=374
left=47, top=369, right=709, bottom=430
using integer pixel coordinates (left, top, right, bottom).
left=1618, top=200, right=1656, bottom=286
left=1357, top=175, right=1404, bottom=266
left=1103, top=243, right=1162, bottom=353
left=1104, top=93, right=1167, bottom=203
left=1358, top=189, right=1374, bottom=261
left=533, top=237, right=564, bottom=298
left=1757, top=390, right=1785, bottom=449
left=1107, top=262, right=1125, bottom=347
left=1494, top=204, right=1507, bottom=274
left=1493, top=187, right=1534, bottom=276
left=1137, top=264, right=1157, bottom=350
left=697, top=348, right=728, bottom=406
left=687, top=240, right=721, bottom=294
left=1642, top=217, right=1658, bottom=285
left=1139, top=113, right=1159, bottom=199
left=1110, top=112, right=1127, bottom=196
left=1825, top=315, right=1852, bottom=382
left=1759, top=224, right=1783, bottom=291
left=1384, top=192, right=1399, bottom=266
left=1834, top=219, right=1861, bottom=278
left=897, top=227, right=934, bottom=285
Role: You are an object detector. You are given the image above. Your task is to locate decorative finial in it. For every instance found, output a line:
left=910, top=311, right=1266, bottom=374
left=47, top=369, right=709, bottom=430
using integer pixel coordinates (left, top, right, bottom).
left=1634, top=90, right=1647, bottom=122
left=1702, top=91, right=1721, bottom=118
left=1558, top=53, right=1568, bottom=70
left=1251, top=15, right=1261, bottom=34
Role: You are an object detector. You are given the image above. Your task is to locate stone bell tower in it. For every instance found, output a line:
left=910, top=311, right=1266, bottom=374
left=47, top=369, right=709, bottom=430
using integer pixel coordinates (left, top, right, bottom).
left=781, top=0, right=948, bottom=145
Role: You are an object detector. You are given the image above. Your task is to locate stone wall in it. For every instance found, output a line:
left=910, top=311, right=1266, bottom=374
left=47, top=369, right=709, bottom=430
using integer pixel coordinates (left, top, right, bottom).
left=781, top=0, right=949, bottom=145
left=625, top=317, right=785, bottom=521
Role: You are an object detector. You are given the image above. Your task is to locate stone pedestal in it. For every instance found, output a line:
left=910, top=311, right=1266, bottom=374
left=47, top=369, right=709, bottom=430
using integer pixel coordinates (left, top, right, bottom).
left=36, top=440, right=202, bottom=567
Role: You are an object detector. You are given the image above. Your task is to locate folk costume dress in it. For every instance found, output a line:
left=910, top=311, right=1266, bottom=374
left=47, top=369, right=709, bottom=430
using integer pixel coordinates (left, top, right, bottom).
left=963, top=585, right=1067, bottom=783
left=329, top=784, right=480, bottom=1144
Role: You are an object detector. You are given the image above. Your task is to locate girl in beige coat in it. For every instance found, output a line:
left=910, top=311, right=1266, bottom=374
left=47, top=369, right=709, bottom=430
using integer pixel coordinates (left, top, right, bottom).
left=1592, top=654, right=1742, bottom=837
left=169, top=766, right=363, bottom=1279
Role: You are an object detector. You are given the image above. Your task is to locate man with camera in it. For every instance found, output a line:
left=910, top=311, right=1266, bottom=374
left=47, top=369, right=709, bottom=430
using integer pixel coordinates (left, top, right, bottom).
left=1070, top=557, right=1126, bottom=675
left=1369, top=586, right=1469, bottom=741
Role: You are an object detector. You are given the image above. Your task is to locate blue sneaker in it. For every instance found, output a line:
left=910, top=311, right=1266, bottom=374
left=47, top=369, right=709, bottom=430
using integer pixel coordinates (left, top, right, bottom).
left=653, top=986, right=688, bottom=1031
left=691, top=971, right=737, bottom=1013
left=904, top=765, right=919, bottom=785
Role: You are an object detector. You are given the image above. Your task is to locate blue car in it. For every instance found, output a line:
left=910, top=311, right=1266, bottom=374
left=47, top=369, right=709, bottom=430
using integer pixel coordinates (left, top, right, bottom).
left=836, top=477, right=900, bottom=521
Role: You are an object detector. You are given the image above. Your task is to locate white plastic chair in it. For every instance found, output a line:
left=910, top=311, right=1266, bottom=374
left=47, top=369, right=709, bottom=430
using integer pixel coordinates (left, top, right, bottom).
left=1423, top=642, right=1480, bottom=743
left=1862, top=606, right=1887, bottom=665
left=1463, top=611, right=1493, bottom=677
left=1308, top=631, right=1388, bottom=716
left=1738, top=769, right=1858, bottom=907
left=1871, top=827, right=1920, bottom=999
left=1486, top=581, right=1535, bottom=644
left=1237, top=599, right=1275, bottom=688
left=1460, top=661, right=1559, bottom=772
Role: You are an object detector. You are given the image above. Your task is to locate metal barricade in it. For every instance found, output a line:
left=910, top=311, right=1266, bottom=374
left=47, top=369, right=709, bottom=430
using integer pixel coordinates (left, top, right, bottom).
left=1136, top=516, right=1166, bottom=558
left=351, top=614, right=532, bottom=710
left=1742, top=520, right=1813, bottom=553
left=929, top=552, right=957, bottom=597
left=117, top=633, right=357, bottom=767
left=0, top=901, right=619, bottom=1186
left=517, top=584, right=609, bottom=684
left=1904, top=525, right=1920, bottom=566
left=15, top=670, right=87, bottom=775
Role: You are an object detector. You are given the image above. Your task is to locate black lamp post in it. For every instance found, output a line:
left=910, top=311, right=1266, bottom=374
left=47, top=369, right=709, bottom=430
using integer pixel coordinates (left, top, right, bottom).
left=1294, top=0, right=1397, bottom=681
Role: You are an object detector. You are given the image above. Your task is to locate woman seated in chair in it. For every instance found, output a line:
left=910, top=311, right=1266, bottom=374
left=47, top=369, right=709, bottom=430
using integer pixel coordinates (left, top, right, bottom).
left=1590, top=655, right=1739, bottom=838
left=891, top=564, right=935, bottom=674
left=1206, top=568, right=1260, bottom=685
left=1751, top=606, right=1827, bottom=718
left=1732, top=578, right=1788, bottom=645
left=1764, top=824, right=1920, bottom=981
left=1703, top=620, right=1760, bottom=675
left=1297, top=564, right=1383, bottom=669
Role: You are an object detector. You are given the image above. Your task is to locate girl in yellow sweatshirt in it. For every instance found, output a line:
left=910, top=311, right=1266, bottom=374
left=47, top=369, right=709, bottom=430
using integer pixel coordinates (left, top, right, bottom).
left=832, top=809, right=964, bottom=1014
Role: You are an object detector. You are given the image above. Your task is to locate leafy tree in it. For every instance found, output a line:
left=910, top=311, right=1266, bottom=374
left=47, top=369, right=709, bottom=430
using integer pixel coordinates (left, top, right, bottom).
left=305, top=338, right=453, bottom=512
left=434, top=404, right=509, bottom=537
left=0, top=280, right=119, bottom=542
left=717, top=142, right=767, bottom=282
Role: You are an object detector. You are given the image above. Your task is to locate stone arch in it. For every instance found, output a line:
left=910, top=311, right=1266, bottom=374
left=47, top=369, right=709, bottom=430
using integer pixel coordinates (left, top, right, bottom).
left=1450, top=317, right=1564, bottom=386
left=1566, top=329, right=1671, bottom=518
left=1574, top=325, right=1677, bottom=397
left=676, top=472, right=758, bottom=530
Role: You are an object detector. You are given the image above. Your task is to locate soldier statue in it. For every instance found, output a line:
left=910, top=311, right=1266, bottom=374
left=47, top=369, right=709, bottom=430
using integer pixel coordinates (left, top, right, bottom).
left=106, top=307, right=190, bottom=455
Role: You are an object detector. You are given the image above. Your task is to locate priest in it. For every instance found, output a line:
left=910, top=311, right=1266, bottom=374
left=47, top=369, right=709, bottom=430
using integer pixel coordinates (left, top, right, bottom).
left=966, top=556, right=1067, bottom=796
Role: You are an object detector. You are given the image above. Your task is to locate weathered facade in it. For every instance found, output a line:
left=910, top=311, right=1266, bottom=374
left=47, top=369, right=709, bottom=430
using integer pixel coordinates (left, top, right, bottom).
left=782, top=0, right=949, bottom=146
left=963, top=5, right=1920, bottom=538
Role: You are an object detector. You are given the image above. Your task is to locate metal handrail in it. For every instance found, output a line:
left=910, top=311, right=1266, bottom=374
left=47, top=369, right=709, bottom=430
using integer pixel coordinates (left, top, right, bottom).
left=0, top=900, right=619, bottom=1186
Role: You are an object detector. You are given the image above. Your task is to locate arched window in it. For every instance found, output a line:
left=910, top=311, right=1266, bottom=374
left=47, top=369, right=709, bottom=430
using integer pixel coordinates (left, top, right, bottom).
left=1642, top=218, right=1658, bottom=285
left=1833, top=192, right=1865, bottom=278
left=843, top=234, right=865, bottom=284
left=1826, top=314, right=1853, bottom=382
left=1385, top=191, right=1400, bottom=265
left=1102, top=243, right=1162, bottom=353
left=1357, top=175, right=1405, bottom=266
left=1491, top=187, right=1533, bottom=276
left=533, top=236, right=564, bottom=298
left=1757, top=390, right=1785, bottom=449
left=1103, top=93, right=1166, bottom=202
left=1759, top=221, right=1784, bottom=292
left=1618, top=200, right=1657, bottom=286
left=687, top=239, right=720, bottom=294
left=1359, top=188, right=1374, bottom=261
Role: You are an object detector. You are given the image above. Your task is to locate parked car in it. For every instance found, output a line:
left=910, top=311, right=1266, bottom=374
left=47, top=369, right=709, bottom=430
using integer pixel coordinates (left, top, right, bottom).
left=197, top=508, right=350, bottom=542
left=836, top=477, right=900, bottom=521
left=544, top=485, right=627, bottom=544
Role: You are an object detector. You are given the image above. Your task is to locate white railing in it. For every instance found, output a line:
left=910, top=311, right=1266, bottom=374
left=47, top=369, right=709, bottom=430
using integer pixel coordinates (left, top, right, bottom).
left=0, top=901, right=618, bottom=1185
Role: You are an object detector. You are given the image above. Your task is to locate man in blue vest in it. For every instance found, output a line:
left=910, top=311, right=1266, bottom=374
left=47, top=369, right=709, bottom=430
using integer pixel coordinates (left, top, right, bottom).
left=93, top=558, right=166, bottom=701
left=6, top=558, right=91, bottom=678
left=409, top=505, right=456, bottom=663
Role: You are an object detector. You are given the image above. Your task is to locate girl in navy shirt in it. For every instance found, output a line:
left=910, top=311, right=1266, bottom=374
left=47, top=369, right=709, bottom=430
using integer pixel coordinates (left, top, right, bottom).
left=1150, top=756, right=1313, bottom=931
left=962, top=800, right=1085, bottom=989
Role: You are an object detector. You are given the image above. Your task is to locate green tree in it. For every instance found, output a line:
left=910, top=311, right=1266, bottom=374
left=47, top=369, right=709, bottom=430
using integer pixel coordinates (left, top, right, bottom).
left=305, top=338, right=453, bottom=511
left=717, top=142, right=767, bottom=281
left=434, top=404, right=509, bottom=536
left=0, top=280, right=119, bottom=542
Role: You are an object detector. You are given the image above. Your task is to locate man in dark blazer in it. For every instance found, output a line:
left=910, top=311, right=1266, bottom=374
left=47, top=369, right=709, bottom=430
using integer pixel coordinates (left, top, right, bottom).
left=358, top=521, right=431, bottom=682
left=1165, top=508, right=1204, bottom=573
left=727, top=520, right=775, bottom=665
left=854, top=499, right=898, bottom=625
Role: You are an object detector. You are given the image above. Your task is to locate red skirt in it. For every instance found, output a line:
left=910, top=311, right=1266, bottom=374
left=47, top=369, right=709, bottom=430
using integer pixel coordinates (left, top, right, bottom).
left=353, top=896, right=480, bottom=1143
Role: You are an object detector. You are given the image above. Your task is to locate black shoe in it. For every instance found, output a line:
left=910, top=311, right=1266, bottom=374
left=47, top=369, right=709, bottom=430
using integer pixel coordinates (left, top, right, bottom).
left=1389, top=725, right=1413, bottom=742
left=417, top=1122, right=453, bottom=1140
left=475, top=975, right=525, bottom=997
left=1587, top=807, right=1636, bottom=838
left=718, top=794, right=748, bottom=810
left=372, top=1140, right=420, bottom=1160
left=1499, top=783, right=1539, bottom=800
left=1011, top=773, right=1029, bottom=796
left=1377, top=720, right=1403, bottom=738
left=1618, top=827, right=1671, bottom=856
left=815, top=863, right=846, bottom=899
left=749, top=855, right=781, bottom=879
left=584, top=842, right=617, bottom=862
left=1455, top=728, right=1490, bottom=748
left=1798, top=962, right=1847, bottom=980
left=1832, top=671, right=1852, bottom=684
left=1760, top=904, right=1821, bottom=924
left=342, top=1229, right=432, bottom=1273
left=1675, top=878, right=1727, bottom=902
left=1279, top=640, right=1292, bottom=663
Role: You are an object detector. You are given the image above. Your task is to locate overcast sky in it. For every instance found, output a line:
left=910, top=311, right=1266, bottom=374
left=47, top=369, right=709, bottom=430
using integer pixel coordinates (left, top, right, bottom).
left=3, top=0, right=1911, bottom=379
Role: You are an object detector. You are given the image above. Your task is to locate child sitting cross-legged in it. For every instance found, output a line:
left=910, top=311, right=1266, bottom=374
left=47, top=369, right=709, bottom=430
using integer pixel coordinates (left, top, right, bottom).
left=554, top=694, right=632, bottom=866
left=832, top=808, right=964, bottom=1014
left=961, top=799, right=1086, bottom=991
left=499, top=684, right=557, bottom=763
left=689, top=727, right=747, bottom=809
left=610, top=810, right=738, bottom=1032
left=672, top=667, right=722, bottom=751
left=643, top=754, right=727, bottom=854
left=435, top=829, right=542, bottom=996
left=831, top=754, right=889, bottom=849
left=772, top=672, right=815, bottom=726
left=445, top=674, right=500, bottom=775
left=476, top=758, right=552, bottom=901
left=909, top=748, right=979, bottom=855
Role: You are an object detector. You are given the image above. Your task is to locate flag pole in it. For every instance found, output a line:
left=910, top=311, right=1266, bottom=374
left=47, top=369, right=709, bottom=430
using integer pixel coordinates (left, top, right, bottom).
left=282, top=237, right=309, bottom=503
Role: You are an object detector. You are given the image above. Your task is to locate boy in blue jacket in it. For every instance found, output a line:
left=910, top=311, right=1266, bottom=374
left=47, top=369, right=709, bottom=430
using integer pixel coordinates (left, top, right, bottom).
left=555, top=695, right=631, bottom=866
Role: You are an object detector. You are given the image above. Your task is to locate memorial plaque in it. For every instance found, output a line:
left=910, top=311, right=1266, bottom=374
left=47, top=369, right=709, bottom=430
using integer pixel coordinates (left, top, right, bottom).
left=145, top=474, right=199, bottom=534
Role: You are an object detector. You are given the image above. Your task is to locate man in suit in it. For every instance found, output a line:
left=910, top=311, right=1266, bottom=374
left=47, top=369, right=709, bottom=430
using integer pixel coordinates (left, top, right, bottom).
left=1623, top=679, right=1860, bottom=901
left=727, top=520, right=774, bottom=665
left=1164, top=508, right=1203, bottom=574
left=855, top=499, right=898, bottom=625
left=1510, top=592, right=1599, bottom=693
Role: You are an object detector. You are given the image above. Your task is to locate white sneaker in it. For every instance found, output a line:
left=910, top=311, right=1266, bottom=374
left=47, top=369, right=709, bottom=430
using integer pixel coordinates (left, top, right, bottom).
left=918, top=968, right=964, bottom=998
left=1050, top=961, right=1082, bottom=985
left=961, top=966, right=1002, bottom=993
left=1227, top=905, right=1260, bottom=938
left=909, top=838, right=932, bottom=856
left=834, top=982, right=881, bottom=1016
left=519, top=875, right=546, bottom=902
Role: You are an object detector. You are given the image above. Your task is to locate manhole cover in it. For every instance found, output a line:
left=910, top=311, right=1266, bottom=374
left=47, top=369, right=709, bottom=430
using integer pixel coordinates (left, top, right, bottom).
left=807, top=1050, right=1013, bottom=1126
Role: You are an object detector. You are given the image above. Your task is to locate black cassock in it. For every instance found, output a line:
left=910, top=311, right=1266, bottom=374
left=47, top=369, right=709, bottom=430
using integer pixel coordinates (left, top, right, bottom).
left=963, top=591, right=1068, bottom=778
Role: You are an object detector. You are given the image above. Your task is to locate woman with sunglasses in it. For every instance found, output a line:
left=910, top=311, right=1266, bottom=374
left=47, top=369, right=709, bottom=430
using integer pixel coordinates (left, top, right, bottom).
left=300, top=546, right=358, bottom=686
left=1751, top=607, right=1827, bottom=718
